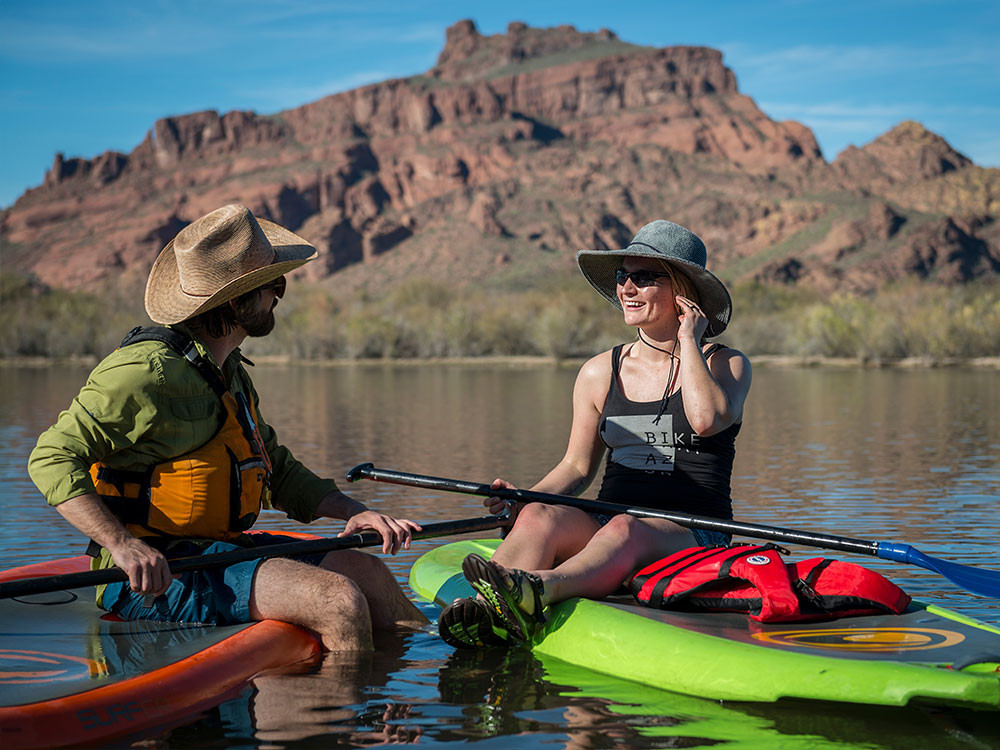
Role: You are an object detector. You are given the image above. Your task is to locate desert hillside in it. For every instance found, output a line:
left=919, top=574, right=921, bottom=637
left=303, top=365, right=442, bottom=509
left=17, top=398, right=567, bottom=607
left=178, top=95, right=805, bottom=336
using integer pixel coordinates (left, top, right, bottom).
left=3, top=20, right=998, bottom=367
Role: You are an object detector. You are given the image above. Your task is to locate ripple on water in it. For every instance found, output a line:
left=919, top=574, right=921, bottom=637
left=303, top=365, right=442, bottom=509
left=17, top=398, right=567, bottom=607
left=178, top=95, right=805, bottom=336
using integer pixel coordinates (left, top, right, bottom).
left=1, top=364, right=998, bottom=748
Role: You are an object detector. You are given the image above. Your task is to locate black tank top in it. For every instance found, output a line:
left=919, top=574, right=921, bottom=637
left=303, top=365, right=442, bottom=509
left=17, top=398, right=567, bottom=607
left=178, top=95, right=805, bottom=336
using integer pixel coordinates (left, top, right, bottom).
left=596, top=343, right=739, bottom=520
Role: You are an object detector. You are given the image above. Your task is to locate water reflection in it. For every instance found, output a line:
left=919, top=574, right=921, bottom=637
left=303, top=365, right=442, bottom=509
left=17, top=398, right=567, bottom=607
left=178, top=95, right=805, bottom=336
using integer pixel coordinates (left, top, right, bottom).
left=168, top=632, right=1000, bottom=750
left=2, top=363, right=999, bottom=748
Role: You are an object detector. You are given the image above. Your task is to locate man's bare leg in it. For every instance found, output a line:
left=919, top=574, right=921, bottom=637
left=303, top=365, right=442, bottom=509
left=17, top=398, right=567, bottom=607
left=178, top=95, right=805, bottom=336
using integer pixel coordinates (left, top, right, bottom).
left=319, top=550, right=427, bottom=631
left=250, top=557, right=374, bottom=651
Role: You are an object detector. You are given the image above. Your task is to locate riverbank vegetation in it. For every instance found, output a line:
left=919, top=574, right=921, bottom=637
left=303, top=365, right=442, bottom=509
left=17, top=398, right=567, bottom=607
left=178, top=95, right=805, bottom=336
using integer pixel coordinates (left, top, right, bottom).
left=2, top=269, right=997, bottom=363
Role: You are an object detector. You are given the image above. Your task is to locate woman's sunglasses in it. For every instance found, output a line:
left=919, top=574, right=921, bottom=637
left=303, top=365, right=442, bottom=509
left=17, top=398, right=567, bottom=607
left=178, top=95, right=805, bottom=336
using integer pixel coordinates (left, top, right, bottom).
left=258, top=275, right=286, bottom=298
left=615, top=269, right=670, bottom=288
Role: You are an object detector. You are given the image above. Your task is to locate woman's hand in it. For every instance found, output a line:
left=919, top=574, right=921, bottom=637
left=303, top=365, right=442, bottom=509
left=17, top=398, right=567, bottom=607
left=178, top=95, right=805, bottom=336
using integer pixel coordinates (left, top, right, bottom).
left=483, top=478, right=521, bottom=523
left=676, top=295, right=709, bottom=343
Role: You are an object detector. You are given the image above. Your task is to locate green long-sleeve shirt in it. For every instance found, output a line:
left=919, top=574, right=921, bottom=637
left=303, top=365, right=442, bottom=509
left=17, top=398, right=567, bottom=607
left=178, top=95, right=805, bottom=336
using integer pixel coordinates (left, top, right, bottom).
left=28, top=325, right=336, bottom=526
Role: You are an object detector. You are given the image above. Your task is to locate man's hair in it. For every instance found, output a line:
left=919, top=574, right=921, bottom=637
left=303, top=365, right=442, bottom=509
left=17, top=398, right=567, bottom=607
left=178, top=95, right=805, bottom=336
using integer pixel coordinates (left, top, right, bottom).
left=185, top=287, right=264, bottom=338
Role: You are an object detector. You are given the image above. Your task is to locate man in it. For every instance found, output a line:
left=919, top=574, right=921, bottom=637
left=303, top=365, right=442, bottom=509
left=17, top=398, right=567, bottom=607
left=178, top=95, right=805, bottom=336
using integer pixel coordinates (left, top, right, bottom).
left=28, top=204, right=426, bottom=651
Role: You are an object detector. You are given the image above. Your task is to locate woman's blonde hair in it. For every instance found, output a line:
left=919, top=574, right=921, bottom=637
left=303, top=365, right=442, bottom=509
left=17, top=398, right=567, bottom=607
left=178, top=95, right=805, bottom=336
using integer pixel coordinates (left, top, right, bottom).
left=653, top=260, right=700, bottom=306
left=650, top=259, right=707, bottom=343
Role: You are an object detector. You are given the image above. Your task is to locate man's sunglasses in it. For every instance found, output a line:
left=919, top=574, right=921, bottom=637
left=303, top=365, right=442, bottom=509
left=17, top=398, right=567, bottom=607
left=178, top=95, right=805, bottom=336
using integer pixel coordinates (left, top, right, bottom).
left=615, top=269, right=671, bottom=288
left=259, top=275, right=286, bottom=298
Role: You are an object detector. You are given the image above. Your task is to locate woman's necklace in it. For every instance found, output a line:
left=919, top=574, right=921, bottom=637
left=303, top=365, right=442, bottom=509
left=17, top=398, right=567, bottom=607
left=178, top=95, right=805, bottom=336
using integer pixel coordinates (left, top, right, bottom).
left=637, top=329, right=678, bottom=357
left=635, top=330, right=679, bottom=425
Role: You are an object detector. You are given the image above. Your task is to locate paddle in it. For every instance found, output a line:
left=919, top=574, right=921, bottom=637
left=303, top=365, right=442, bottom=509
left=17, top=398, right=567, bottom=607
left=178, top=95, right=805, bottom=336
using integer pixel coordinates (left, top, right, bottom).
left=346, top=463, right=1000, bottom=599
left=0, top=515, right=503, bottom=599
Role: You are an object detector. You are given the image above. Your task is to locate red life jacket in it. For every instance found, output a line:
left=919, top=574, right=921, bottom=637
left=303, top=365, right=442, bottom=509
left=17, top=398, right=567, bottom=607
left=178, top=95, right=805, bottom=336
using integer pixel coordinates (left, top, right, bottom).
left=628, top=544, right=911, bottom=623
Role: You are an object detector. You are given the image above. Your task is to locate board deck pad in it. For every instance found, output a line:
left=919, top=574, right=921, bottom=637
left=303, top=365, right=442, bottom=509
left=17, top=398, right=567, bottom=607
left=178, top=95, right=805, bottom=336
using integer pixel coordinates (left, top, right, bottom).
left=600, top=597, right=1000, bottom=664
left=0, top=591, right=251, bottom=707
left=0, top=539, right=322, bottom=748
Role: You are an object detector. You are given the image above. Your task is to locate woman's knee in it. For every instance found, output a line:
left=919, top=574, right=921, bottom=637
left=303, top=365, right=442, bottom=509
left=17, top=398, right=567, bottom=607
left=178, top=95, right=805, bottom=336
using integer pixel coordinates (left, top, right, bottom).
left=598, top=516, right=695, bottom=562
left=513, top=502, right=585, bottom=536
left=597, top=513, right=644, bottom=544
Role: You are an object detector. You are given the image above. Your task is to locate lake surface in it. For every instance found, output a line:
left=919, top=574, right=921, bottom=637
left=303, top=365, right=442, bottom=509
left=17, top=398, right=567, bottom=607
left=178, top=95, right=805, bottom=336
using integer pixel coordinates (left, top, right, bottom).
left=2, top=362, right=998, bottom=748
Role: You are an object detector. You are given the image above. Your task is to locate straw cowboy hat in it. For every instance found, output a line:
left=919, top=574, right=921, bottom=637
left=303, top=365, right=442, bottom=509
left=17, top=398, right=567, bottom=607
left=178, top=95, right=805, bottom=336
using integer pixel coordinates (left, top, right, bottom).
left=145, top=204, right=317, bottom=324
left=576, top=219, right=732, bottom=337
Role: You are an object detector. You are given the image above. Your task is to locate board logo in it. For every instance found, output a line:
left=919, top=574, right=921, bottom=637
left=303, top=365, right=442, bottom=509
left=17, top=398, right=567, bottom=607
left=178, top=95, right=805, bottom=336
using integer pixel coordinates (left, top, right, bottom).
left=745, top=555, right=771, bottom=565
left=0, top=649, right=107, bottom=684
left=752, top=627, right=964, bottom=651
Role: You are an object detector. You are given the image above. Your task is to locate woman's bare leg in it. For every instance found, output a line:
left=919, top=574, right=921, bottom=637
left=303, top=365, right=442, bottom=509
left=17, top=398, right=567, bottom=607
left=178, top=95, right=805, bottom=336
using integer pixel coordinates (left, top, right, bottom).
left=491, top=503, right=602, bottom=571
left=503, top=515, right=697, bottom=615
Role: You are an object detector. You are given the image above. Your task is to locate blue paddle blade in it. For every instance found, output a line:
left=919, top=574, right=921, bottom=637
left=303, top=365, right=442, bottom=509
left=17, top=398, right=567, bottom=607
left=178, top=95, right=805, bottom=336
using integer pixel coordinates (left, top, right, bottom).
left=877, top=543, right=1000, bottom=599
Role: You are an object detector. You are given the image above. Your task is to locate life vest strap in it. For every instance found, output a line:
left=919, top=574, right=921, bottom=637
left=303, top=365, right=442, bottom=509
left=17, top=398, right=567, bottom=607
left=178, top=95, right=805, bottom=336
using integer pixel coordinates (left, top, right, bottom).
left=120, top=326, right=228, bottom=397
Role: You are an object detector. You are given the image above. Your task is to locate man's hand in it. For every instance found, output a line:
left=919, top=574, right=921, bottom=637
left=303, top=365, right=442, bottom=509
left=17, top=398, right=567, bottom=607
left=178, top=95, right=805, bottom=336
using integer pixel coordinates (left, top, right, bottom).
left=338, top=510, right=422, bottom=555
left=107, top=535, right=173, bottom=597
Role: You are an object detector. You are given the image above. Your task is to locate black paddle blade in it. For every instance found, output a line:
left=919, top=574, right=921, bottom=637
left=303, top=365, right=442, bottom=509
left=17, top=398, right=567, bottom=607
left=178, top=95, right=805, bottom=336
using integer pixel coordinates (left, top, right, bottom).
left=878, top=543, right=1000, bottom=599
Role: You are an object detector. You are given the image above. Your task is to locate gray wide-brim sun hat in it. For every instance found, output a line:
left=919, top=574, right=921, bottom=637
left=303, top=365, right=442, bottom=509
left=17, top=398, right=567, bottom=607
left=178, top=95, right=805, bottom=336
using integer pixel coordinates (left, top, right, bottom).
left=576, top=220, right=732, bottom=337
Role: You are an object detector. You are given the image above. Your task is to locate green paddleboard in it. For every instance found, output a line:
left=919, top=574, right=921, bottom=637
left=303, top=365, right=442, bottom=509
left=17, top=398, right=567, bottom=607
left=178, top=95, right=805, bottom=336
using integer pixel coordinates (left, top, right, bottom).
left=410, top=539, right=1000, bottom=709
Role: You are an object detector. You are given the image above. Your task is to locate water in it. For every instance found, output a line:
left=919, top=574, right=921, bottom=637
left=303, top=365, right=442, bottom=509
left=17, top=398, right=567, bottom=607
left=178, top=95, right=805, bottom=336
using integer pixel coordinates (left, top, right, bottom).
left=2, top=362, right=998, bottom=747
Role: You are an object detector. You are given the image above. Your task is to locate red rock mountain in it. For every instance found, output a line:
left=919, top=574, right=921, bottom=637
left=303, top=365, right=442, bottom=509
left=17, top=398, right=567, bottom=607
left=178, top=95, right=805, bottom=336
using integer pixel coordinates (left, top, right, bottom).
left=3, top=20, right=998, bottom=296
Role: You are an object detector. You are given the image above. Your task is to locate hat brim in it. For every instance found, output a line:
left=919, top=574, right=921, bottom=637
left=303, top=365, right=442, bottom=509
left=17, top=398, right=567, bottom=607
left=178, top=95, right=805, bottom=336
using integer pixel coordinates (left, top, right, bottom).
left=145, top=218, right=317, bottom=324
left=576, top=247, right=732, bottom=337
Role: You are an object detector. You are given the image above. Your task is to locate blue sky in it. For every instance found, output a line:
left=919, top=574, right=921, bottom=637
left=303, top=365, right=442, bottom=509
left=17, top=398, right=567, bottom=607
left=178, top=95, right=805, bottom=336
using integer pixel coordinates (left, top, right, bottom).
left=1, top=0, right=997, bottom=208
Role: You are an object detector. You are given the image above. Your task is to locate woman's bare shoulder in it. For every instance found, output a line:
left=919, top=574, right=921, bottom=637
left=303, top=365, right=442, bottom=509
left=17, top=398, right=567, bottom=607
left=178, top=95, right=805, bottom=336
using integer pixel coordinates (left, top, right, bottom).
left=705, top=344, right=752, bottom=381
left=571, top=349, right=614, bottom=414
left=579, top=348, right=614, bottom=377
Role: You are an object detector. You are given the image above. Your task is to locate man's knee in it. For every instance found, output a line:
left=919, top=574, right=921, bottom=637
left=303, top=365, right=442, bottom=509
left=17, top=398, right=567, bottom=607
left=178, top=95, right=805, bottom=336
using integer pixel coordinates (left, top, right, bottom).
left=319, top=548, right=392, bottom=580
left=252, top=557, right=369, bottom=625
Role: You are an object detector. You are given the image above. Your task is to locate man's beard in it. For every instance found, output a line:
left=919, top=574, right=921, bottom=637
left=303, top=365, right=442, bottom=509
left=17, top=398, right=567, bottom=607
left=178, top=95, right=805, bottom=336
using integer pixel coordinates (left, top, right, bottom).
left=241, top=306, right=276, bottom=337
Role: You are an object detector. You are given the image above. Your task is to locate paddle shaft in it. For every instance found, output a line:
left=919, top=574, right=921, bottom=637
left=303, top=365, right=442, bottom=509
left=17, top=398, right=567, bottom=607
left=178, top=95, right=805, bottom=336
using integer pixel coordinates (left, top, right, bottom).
left=346, top=464, right=880, bottom=557
left=0, top=516, right=502, bottom=599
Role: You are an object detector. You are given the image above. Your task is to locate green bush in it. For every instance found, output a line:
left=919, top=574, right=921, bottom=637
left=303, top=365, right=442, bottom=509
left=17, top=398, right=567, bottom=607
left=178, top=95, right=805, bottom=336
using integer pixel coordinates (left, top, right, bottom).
left=3, top=268, right=997, bottom=362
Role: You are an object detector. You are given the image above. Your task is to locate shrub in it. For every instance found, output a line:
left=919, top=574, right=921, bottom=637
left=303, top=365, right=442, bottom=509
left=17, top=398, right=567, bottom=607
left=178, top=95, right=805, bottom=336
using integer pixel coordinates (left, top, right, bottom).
left=4, top=269, right=997, bottom=363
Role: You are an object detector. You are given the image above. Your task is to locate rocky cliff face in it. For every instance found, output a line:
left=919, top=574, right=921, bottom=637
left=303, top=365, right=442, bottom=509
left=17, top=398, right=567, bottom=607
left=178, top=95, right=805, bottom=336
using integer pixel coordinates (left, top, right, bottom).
left=3, top=20, right=997, bottom=295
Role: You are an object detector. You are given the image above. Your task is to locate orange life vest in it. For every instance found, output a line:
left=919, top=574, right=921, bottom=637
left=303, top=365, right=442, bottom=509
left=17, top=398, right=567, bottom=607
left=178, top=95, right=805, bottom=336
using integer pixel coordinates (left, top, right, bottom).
left=90, top=327, right=271, bottom=543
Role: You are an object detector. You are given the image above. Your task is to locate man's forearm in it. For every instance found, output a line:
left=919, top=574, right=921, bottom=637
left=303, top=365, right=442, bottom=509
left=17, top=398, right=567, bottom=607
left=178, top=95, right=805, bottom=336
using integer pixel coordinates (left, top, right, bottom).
left=312, top=490, right=368, bottom=521
left=57, top=493, right=175, bottom=596
left=56, top=493, right=137, bottom=553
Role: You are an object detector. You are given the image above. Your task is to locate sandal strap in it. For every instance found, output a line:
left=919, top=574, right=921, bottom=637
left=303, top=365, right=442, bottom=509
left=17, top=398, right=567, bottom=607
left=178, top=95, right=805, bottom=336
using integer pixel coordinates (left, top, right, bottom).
left=522, top=570, right=546, bottom=624
left=507, top=567, right=546, bottom=624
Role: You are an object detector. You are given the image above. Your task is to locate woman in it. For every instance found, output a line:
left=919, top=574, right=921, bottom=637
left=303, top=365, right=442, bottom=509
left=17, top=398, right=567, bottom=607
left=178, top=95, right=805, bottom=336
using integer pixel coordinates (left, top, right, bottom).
left=441, top=220, right=752, bottom=647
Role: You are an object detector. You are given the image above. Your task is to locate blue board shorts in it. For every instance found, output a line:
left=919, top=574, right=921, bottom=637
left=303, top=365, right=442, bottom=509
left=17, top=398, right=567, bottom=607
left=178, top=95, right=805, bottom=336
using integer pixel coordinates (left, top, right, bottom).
left=101, top=534, right=326, bottom=626
left=591, top=513, right=732, bottom=547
